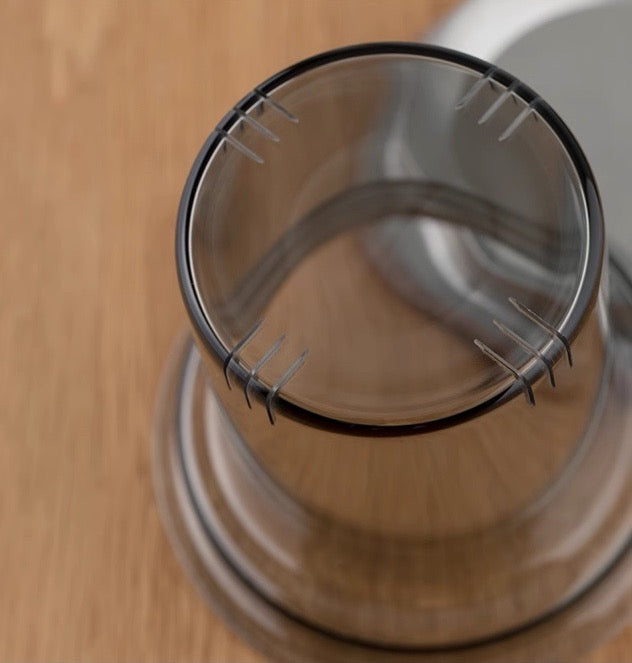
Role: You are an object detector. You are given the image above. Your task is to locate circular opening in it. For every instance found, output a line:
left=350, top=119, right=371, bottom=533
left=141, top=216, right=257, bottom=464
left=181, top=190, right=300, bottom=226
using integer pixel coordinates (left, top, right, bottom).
left=178, top=43, right=602, bottom=429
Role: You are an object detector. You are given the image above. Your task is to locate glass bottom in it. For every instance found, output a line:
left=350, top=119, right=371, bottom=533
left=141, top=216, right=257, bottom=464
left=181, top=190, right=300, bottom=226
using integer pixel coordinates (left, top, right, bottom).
left=153, top=259, right=632, bottom=661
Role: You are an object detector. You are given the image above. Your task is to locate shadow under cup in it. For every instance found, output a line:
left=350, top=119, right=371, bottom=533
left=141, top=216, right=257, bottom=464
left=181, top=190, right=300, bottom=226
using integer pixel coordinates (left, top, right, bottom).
left=161, top=45, right=632, bottom=655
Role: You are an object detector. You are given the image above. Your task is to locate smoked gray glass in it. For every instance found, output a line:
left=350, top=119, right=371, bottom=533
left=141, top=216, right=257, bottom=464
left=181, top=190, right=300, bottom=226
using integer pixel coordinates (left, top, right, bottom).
left=153, top=45, right=632, bottom=661
left=187, top=51, right=594, bottom=426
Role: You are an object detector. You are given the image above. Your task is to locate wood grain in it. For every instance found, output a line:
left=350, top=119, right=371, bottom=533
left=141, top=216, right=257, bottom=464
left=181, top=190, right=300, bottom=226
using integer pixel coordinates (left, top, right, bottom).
left=0, top=0, right=628, bottom=660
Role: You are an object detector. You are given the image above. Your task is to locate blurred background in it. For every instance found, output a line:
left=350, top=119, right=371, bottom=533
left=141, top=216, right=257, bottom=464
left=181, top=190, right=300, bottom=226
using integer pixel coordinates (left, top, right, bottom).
left=0, top=1, right=628, bottom=661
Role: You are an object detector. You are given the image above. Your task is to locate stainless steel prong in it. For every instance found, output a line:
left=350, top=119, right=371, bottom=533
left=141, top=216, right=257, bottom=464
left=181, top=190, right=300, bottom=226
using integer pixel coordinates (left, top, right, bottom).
left=455, top=66, right=497, bottom=110
left=235, top=109, right=280, bottom=142
left=509, top=297, right=573, bottom=366
left=244, top=335, right=285, bottom=408
left=474, top=339, right=535, bottom=406
left=499, top=101, right=537, bottom=142
left=218, top=129, right=264, bottom=164
left=254, top=88, right=299, bottom=123
left=493, top=319, right=556, bottom=387
left=223, top=320, right=263, bottom=389
left=478, top=80, right=519, bottom=125
left=265, top=350, right=309, bottom=424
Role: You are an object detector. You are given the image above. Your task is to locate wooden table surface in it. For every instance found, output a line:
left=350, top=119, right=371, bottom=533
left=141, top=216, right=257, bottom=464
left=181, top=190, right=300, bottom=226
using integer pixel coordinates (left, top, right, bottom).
left=1, top=1, right=629, bottom=660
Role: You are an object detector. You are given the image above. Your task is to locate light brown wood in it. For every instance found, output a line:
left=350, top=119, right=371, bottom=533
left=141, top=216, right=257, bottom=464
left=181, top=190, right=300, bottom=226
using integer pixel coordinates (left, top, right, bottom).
left=0, top=0, right=628, bottom=660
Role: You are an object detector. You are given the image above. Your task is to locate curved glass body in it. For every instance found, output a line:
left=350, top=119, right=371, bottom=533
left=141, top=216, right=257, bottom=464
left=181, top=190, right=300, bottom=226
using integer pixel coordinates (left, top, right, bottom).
left=180, top=43, right=601, bottom=430
left=153, top=44, right=632, bottom=660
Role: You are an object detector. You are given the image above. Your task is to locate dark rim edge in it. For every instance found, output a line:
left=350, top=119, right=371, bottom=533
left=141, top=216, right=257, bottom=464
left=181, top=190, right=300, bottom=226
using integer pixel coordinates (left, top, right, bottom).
left=175, top=41, right=603, bottom=437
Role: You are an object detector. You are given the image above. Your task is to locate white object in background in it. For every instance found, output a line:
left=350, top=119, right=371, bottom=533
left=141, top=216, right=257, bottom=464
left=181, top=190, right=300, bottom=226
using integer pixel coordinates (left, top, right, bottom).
left=427, top=0, right=604, bottom=59
left=428, top=0, right=632, bottom=263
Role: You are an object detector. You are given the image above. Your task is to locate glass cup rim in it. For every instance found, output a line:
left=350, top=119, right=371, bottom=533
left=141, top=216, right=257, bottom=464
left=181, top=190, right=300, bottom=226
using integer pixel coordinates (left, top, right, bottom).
left=175, top=41, right=604, bottom=436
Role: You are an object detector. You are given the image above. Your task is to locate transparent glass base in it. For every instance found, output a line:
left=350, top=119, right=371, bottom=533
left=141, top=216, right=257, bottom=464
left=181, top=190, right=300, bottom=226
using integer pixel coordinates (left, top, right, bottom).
left=153, top=259, right=632, bottom=662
